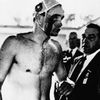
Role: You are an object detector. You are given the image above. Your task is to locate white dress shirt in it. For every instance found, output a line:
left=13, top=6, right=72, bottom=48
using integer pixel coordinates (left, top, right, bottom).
left=71, top=47, right=78, bottom=57
left=68, top=47, right=78, bottom=57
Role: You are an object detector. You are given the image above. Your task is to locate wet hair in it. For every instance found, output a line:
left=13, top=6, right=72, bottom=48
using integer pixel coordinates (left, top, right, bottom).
left=87, top=23, right=100, bottom=38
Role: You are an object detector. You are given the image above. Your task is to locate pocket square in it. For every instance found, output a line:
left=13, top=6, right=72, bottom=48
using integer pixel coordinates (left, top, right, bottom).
left=83, top=77, right=88, bottom=84
left=83, top=70, right=92, bottom=84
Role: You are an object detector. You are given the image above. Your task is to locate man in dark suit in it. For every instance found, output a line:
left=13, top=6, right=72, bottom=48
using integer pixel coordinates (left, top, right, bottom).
left=63, top=32, right=83, bottom=75
left=54, top=32, right=83, bottom=100
left=59, top=23, right=100, bottom=100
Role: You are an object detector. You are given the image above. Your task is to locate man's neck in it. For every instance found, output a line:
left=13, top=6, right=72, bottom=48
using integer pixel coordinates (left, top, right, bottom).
left=23, top=23, right=49, bottom=45
left=34, top=24, right=49, bottom=44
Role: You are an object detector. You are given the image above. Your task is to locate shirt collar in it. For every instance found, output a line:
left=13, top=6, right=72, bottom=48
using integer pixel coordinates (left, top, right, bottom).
left=72, top=47, right=78, bottom=56
left=85, top=49, right=100, bottom=59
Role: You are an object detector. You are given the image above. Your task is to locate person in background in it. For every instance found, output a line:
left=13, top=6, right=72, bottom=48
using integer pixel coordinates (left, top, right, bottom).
left=63, top=32, right=83, bottom=75
left=58, top=23, right=100, bottom=100
left=0, top=0, right=67, bottom=100
left=54, top=32, right=83, bottom=100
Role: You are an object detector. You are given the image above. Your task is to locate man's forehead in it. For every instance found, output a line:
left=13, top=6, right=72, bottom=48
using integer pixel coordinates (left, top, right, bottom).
left=69, top=34, right=77, bottom=38
left=70, top=35, right=77, bottom=38
left=47, top=5, right=64, bottom=16
left=85, top=28, right=99, bottom=35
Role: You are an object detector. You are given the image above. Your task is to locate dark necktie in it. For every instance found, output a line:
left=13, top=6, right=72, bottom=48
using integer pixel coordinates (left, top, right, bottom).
left=70, top=56, right=87, bottom=82
left=69, top=49, right=73, bottom=57
left=69, top=49, right=74, bottom=64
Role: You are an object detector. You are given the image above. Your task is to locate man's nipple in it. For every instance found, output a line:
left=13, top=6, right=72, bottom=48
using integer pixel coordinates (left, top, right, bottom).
left=26, top=69, right=31, bottom=72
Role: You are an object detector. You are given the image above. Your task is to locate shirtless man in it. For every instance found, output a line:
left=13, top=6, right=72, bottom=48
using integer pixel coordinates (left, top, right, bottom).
left=0, top=0, right=66, bottom=100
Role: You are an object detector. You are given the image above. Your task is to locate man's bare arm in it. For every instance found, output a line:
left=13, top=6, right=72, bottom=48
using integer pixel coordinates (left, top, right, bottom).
left=53, top=40, right=67, bottom=81
left=0, top=36, right=17, bottom=88
left=55, top=58, right=67, bottom=81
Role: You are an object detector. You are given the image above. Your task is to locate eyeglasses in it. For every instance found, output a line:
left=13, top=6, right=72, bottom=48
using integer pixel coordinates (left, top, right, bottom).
left=82, top=34, right=96, bottom=41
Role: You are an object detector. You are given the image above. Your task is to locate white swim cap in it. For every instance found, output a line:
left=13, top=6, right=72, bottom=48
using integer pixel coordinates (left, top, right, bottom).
left=35, top=0, right=61, bottom=14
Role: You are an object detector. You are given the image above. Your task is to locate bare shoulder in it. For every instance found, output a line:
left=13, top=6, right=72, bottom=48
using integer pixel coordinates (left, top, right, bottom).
left=1, top=35, right=18, bottom=53
left=50, top=39, right=62, bottom=53
left=1, top=31, right=33, bottom=49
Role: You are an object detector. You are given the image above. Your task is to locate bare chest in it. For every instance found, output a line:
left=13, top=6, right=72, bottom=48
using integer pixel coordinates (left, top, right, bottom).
left=15, top=41, right=59, bottom=75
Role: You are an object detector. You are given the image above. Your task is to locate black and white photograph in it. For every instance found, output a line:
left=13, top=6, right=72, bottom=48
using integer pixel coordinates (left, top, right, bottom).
left=0, top=0, right=100, bottom=100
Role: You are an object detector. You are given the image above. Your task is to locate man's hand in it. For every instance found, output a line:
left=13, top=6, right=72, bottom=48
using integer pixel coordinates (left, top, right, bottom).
left=58, top=81, right=73, bottom=97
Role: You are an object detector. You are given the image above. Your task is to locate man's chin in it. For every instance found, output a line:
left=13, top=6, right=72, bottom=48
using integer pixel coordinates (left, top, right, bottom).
left=84, top=49, right=91, bottom=55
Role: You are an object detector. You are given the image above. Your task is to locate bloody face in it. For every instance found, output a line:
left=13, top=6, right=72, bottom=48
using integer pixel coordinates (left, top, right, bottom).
left=44, top=5, right=64, bottom=36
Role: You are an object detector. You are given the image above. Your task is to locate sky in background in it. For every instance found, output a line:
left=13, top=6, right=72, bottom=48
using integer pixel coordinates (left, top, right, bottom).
left=0, top=0, right=100, bottom=25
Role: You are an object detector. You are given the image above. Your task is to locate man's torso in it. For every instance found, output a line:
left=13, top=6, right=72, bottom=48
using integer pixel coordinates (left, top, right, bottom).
left=1, top=34, right=61, bottom=100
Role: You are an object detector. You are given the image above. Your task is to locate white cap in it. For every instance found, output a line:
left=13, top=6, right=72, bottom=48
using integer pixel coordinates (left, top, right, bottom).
left=35, top=0, right=61, bottom=14
left=43, top=0, right=61, bottom=11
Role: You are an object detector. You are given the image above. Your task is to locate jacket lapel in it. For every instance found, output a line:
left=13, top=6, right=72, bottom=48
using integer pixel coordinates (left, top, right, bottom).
left=76, top=52, right=100, bottom=83
left=73, top=49, right=83, bottom=59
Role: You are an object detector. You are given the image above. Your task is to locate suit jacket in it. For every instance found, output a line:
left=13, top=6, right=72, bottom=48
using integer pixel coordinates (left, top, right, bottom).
left=68, top=52, right=100, bottom=100
left=64, top=49, right=83, bottom=75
